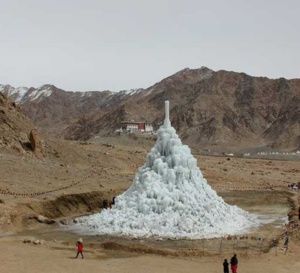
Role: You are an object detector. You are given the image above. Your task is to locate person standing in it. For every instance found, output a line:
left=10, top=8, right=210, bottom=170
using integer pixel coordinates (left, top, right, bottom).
left=75, top=238, right=84, bottom=259
left=223, top=259, right=229, bottom=273
left=103, top=199, right=108, bottom=209
left=230, top=253, right=238, bottom=273
left=282, top=235, right=291, bottom=255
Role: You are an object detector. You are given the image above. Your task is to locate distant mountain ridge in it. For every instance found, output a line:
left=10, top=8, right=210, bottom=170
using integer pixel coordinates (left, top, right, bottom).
left=1, top=67, right=300, bottom=152
left=0, top=83, right=146, bottom=136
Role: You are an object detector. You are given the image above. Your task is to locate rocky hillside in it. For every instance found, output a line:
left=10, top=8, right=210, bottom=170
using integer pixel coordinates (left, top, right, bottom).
left=0, top=93, right=44, bottom=157
left=1, top=67, right=300, bottom=152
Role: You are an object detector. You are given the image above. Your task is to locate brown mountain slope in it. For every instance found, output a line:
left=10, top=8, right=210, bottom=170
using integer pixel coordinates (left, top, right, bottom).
left=167, top=72, right=300, bottom=151
left=0, top=93, right=36, bottom=154
left=20, top=85, right=113, bottom=136
left=64, top=68, right=300, bottom=152
left=2, top=67, right=300, bottom=151
left=263, top=93, right=300, bottom=149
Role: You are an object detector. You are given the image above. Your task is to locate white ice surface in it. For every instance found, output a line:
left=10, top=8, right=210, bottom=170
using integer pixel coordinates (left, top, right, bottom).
left=74, top=102, right=259, bottom=239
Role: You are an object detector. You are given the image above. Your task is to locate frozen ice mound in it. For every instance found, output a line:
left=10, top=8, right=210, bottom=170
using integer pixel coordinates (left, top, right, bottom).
left=74, top=101, right=258, bottom=239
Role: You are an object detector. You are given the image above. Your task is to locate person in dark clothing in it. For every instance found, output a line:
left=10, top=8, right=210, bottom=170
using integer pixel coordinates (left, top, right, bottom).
left=230, top=254, right=238, bottom=273
left=282, top=236, right=291, bottom=254
left=102, top=199, right=108, bottom=209
left=283, top=236, right=289, bottom=247
left=223, top=259, right=229, bottom=273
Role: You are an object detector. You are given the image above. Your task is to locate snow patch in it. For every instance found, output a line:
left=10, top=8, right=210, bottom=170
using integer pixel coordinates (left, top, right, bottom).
left=0, top=84, right=29, bottom=103
left=118, top=88, right=144, bottom=97
left=25, top=86, right=53, bottom=102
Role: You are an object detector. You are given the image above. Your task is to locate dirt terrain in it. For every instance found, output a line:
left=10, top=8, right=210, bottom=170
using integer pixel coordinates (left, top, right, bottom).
left=1, top=135, right=300, bottom=273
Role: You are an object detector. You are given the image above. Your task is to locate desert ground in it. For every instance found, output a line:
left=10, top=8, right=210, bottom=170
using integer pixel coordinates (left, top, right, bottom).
left=1, top=135, right=300, bottom=273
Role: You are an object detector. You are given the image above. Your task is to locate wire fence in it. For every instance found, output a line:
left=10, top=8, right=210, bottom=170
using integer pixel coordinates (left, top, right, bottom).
left=176, top=236, right=272, bottom=255
left=173, top=227, right=300, bottom=256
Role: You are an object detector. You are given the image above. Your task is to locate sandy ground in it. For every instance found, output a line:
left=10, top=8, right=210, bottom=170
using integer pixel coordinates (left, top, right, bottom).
left=1, top=136, right=300, bottom=273
left=1, top=236, right=300, bottom=273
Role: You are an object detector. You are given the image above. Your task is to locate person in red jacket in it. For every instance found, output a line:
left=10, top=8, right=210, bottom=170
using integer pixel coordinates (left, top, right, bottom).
left=230, top=253, right=238, bottom=273
left=75, top=238, right=84, bottom=259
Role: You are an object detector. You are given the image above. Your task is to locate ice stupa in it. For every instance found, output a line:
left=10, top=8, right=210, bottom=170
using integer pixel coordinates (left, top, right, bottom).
left=75, top=101, right=257, bottom=239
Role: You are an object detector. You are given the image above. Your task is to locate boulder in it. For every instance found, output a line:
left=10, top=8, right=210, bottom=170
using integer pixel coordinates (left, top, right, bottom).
left=28, top=128, right=44, bottom=159
left=35, top=215, right=56, bottom=225
left=60, top=219, right=68, bottom=225
left=33, top=239, right=40, bottom=245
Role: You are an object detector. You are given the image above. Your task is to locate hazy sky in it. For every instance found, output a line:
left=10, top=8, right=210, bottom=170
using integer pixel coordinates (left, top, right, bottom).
left=0, top=0, right=299, bottom=91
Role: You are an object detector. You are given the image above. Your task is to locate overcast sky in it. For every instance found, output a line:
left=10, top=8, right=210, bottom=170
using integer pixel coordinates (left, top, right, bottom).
left=0, top=0, right=299, bottom=91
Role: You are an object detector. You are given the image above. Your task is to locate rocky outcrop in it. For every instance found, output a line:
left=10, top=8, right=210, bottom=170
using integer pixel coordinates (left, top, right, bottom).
left=28, top=214, right=56, bottom=225
left=28, top=128, right=44, bottom=159
left=0, top=93, right=43, bottom=156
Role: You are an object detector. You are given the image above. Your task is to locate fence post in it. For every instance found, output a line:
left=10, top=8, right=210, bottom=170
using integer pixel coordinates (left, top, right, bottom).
left=219, top=238, right=223, bottom=254
left=232, top=237, right=237, bottom=254
left=259, top=240, right=263, bottom=254
left=246, top=238, right=248, bottom=255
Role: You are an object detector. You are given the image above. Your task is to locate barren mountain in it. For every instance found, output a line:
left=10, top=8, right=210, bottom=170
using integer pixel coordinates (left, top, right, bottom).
left=1, top=67, right=300, bottom=151
left=0, top=84, right=144, bottom=136
left=64, top=68, right=300, bottom=152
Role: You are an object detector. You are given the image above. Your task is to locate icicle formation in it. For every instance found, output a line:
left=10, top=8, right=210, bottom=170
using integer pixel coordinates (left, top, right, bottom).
left=74, top=101, right=257, bottom=239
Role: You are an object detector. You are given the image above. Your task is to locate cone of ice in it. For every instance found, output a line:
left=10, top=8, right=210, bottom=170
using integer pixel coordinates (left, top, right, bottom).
left=75, top=101, right=257, bottom=239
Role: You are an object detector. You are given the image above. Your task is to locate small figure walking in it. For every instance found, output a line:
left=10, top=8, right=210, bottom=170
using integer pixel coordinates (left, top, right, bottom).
left=223, top=259, right=229, bottom=273
left=230, top=253, right=238, bottom=273
left=75, top=238, right=84, bottom=259
left=282, top=235, right=291, bottom=255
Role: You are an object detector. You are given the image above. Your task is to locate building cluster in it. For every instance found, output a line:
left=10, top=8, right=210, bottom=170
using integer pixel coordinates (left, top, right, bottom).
left=115, top=121, right=154, bottom=133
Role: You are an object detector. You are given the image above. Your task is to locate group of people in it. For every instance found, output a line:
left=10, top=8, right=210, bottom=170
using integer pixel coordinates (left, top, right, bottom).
left=102, top=196, right=116, bottom=209
left=86, top=196, right=117, bottom=212
left=223, top=254, right=238, bottom=273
